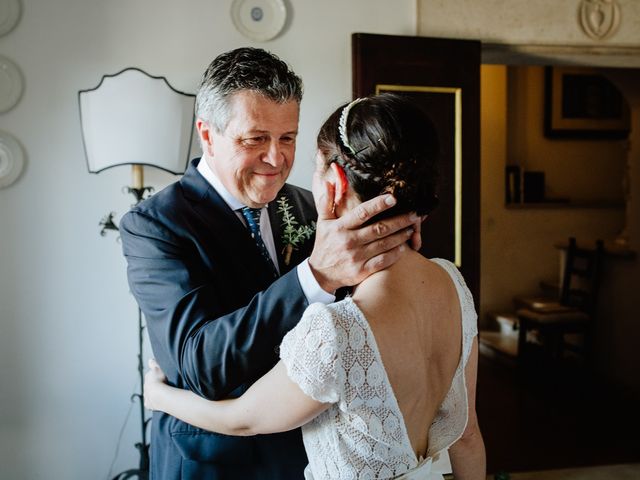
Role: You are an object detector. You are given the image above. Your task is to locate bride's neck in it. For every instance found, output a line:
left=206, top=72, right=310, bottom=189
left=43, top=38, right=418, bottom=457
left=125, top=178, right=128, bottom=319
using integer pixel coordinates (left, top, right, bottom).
left=352, top=246, right=421, bottom=297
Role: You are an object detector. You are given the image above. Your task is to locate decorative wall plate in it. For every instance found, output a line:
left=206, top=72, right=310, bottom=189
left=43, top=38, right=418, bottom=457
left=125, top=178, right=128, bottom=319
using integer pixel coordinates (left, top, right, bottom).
left=231, top=0, right=287, bottom=42
left=0, top=0, right=21, bottom=37
left=0, top=130, right=25, bottom=188
left=0, top=55, right=23, bottom=112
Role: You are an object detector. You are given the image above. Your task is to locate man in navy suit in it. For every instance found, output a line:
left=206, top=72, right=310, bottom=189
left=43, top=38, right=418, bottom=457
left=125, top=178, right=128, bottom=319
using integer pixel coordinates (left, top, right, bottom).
left=120, top=48, right=422, bottom=479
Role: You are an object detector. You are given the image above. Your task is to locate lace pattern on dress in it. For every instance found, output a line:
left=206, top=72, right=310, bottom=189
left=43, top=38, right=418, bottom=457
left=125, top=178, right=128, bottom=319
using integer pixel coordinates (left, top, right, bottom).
left=280, top=303, right=341, bottom=404
left=279, top=258, right=478, bottom=479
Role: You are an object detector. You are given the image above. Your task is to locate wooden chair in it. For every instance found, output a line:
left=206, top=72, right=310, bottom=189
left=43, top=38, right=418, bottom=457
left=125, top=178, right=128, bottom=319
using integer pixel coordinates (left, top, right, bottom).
left=516, top=238, right=605, bottom=367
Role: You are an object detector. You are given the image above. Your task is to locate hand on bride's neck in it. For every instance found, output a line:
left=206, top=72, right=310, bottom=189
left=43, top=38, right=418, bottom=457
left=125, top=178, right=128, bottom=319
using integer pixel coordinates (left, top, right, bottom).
left=334, top=192, right=422, bottom=290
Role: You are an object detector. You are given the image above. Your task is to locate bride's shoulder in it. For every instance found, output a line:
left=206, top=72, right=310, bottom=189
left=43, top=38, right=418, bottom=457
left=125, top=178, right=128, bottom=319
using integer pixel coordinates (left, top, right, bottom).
left=428, top=257, right=466, bottom=285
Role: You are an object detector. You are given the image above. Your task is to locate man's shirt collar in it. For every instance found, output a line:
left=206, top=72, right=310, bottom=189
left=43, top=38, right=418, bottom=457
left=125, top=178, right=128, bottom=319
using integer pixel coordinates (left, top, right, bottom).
left=197, top=157, right=246, bottom=212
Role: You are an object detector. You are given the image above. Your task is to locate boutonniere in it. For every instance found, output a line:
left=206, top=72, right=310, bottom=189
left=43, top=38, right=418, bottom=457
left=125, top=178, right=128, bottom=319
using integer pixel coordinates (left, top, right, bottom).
left=276, top=195, right=316, bottom=266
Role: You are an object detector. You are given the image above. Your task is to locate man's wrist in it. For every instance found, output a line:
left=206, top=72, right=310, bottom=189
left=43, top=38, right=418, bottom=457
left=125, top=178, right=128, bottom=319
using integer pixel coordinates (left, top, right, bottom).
left=297, top=258, right=335, bottom=304
left=307, top=257, right=340, bottom=294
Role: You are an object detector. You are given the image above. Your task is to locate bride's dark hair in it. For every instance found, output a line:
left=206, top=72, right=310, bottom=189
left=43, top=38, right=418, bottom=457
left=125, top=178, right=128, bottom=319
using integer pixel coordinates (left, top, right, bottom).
left=317, top=93, right=439, bottom=220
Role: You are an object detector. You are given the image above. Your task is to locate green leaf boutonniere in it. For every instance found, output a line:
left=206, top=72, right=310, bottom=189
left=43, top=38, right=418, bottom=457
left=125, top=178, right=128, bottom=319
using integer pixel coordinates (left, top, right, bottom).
left=276, top=195, right=316, bottom=266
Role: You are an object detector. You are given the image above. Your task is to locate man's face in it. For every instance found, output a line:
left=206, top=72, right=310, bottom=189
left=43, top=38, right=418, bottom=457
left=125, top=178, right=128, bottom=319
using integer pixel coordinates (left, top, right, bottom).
left=203, top=90, right=299, bottom=208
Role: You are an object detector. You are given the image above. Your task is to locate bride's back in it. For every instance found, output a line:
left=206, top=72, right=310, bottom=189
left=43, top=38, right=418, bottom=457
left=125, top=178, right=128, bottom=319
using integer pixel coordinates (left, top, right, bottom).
left=351, top=249, right=462, bottom=458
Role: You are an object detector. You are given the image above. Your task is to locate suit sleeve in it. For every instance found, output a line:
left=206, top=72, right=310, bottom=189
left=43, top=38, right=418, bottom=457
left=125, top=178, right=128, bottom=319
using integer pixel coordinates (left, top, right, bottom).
left=120, top=209, right=310, bottom=401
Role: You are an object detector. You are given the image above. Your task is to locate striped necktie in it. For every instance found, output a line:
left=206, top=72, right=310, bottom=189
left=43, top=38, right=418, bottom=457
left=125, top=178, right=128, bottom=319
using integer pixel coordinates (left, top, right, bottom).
left=240, top=207, right=279, bottom=278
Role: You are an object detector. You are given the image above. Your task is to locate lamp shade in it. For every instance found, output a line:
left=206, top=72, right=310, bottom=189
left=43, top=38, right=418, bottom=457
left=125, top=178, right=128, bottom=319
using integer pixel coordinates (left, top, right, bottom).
left=79, top=68, right=195, bottom=175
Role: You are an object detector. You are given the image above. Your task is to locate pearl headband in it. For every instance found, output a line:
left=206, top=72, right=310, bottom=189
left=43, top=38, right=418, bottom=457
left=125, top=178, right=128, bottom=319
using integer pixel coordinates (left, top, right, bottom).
left=338, top=98, right=365, bottom=155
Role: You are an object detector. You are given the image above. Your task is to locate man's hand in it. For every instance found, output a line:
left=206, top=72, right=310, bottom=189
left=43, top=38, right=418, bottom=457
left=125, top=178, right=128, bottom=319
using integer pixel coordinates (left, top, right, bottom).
left=308, top=182, right=423, bottom=293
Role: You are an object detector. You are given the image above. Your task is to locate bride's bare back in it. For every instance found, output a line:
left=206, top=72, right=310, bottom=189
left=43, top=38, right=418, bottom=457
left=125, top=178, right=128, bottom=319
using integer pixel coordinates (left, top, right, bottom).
left=351, top=249, right=463, bottom=458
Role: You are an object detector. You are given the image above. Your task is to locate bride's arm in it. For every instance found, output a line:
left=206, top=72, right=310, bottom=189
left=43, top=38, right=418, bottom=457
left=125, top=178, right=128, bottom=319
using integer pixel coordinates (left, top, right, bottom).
left=448, top=338, right=486, bottom=479
left=145, top=359, right=331, bottom=436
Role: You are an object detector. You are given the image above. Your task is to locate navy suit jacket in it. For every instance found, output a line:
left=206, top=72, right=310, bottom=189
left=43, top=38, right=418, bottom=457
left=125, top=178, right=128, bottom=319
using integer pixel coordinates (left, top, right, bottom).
left=120, top=158, right=316, bottom=479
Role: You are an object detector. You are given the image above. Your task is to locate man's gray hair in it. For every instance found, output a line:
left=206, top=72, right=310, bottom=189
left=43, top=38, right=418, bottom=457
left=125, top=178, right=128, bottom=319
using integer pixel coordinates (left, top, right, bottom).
left=196, top=47, right=303, bottom=133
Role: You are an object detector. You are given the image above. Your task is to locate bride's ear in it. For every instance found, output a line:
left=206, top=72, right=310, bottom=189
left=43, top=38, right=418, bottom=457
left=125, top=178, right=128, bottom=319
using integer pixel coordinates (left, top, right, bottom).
left=330, top=162, right=349, bottom=206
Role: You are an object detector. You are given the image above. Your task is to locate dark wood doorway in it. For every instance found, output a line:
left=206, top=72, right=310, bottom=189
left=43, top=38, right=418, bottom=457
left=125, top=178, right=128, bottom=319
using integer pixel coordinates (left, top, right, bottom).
left=352, top=33, right=481, bottom=302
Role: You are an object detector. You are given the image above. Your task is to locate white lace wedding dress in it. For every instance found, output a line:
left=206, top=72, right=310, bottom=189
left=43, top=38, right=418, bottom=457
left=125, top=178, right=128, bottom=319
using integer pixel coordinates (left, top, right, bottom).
left=279, top=258, right=478, bottom=480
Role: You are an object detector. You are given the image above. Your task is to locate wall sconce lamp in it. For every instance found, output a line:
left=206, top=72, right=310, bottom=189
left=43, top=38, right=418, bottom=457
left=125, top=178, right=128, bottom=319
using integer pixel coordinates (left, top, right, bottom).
left=78, top=68, right=195, bottom=479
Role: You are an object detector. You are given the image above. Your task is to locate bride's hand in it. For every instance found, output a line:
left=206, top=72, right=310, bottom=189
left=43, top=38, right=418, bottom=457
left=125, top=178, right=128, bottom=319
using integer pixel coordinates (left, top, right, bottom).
left=144, top=358, right=167, bottom=411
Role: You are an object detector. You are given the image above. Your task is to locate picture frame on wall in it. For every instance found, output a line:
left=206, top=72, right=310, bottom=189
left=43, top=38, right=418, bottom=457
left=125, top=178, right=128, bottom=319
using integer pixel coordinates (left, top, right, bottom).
left=544, top=66, right=630, bottom=139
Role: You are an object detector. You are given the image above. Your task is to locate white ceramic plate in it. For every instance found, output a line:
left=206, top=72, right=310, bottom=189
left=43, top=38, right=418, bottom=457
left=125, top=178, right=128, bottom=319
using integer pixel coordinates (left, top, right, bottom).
left=0, top=55, right=23, bottom=112
left=0, top=0, right=21, bottom=37
left=231, top=0, right=287, bottom=42
left=0, top=130, right=25, bottom=188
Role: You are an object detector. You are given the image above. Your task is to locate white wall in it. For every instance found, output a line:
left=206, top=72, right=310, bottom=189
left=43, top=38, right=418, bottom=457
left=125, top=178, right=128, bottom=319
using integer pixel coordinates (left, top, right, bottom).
left=0, top=1, right=415, bottom=478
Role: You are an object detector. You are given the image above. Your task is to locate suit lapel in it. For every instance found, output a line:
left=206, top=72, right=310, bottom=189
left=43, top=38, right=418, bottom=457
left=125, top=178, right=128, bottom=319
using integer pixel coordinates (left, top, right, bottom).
left=181, top=158, right=275, bottom=287
left=268, top=185, right=317, bottom=276
left=182, top=159, right=247, bottom=242
left=180, top=161, right=316, bottom=283
left=267, top=197, right=289, bottom=275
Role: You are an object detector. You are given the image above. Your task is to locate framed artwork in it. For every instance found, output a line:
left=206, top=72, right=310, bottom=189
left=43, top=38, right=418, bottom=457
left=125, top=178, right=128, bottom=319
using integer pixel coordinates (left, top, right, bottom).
left=544, top=66, right=630, bottom=139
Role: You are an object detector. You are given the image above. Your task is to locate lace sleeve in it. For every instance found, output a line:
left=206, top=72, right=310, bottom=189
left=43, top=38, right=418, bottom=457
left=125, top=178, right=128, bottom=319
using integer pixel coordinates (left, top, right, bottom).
left=279, top=303, right=341, bottom=404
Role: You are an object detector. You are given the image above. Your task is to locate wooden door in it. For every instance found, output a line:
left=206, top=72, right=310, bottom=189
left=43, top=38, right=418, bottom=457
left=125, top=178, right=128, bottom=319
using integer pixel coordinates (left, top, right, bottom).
left=353, top=33, right=481, bottom=302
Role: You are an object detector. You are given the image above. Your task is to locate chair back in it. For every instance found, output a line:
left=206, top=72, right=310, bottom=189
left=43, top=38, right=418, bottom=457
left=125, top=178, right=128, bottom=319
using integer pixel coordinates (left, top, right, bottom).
left=559, top=237, right=605, bottom=315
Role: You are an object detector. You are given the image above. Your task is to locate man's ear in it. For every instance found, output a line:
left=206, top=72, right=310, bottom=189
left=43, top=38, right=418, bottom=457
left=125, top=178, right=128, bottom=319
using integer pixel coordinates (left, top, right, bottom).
left=196, top=119, right=214, bottom=156
left=330, top=162, right=349, bottom=206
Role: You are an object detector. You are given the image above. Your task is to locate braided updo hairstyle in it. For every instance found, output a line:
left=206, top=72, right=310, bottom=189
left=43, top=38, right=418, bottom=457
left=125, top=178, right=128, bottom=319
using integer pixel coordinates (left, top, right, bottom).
left=317, top=93, right=439, bottom=221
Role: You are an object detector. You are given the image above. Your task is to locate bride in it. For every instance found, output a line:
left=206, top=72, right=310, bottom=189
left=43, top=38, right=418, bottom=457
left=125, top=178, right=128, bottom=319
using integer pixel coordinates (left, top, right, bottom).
left=144, top=93, right=486, bottom=479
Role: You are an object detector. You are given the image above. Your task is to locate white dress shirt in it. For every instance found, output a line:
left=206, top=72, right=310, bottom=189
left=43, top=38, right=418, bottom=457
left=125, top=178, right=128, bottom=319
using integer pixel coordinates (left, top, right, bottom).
left=197, top=158, right=334, bottom=305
